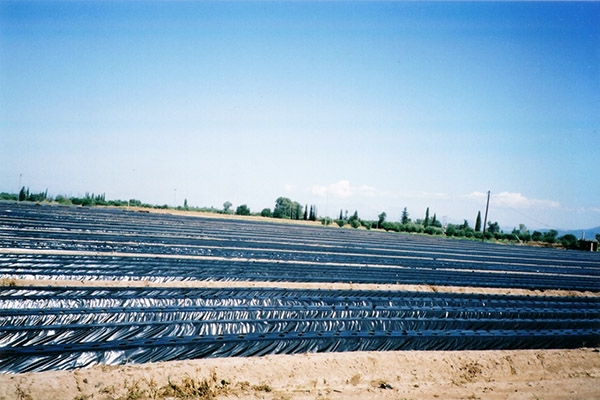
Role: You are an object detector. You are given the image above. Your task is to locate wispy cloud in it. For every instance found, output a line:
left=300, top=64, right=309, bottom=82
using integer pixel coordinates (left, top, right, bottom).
left=463, top=191, right=560, bottom=209
left=311, top=180, right=384, bottom=198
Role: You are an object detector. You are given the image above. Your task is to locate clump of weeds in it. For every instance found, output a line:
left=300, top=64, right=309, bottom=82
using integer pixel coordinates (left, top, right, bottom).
left=162, top=375, right=216, bottom=399
left=252, top=383, right=273, bottom=393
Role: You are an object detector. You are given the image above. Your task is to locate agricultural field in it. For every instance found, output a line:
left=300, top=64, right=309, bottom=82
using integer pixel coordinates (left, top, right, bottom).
left=0, top=202, right=599, bottom=399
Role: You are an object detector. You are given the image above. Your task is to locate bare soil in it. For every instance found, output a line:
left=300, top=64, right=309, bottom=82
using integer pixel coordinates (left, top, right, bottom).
left=1, top=348, right=598, bottom=400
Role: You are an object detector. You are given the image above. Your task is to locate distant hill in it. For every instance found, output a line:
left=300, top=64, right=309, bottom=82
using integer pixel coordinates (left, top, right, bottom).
left=555, top=226, right=600, bottom=240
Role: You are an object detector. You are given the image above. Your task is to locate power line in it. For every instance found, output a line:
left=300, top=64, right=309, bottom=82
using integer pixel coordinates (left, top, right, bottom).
left=496, top=201, right=556, bottom=230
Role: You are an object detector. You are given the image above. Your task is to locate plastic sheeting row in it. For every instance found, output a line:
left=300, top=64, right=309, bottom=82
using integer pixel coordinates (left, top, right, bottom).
left=2, top=328, right=599, bottom=374
left=2, top=203, right=598, bottom=266
left=1, top=286, right=599, bottom=373
left=2, top=252, right=599, bottom=292
left=3, top=228, right=598, bottom=272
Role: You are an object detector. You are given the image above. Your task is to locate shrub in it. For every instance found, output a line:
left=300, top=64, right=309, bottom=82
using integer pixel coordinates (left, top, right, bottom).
left=518, top=232, right=531, bottom=242
left=445, top=225, right=457, bottom=237
left=350, top=219, right=360, bottom=229
left=531, top=231, right=543, bottom=241
left=559, top=234, right=578, bottom=249
left=235, top=204, right=250, bottom=216
left=321, top=217, right=332, bottom=226
left=54, top=195, right=71, bottom=205
left=504, top=233, right=518, bottom=241
left=381, top=222, right=401, bottom=232
left=0, top=192, right=18, bottom=201
left=260, top=208, right=272, bottom=217
left=543, top=230, right=558, bottom=244
left=424, top=226, right=443, bottom=235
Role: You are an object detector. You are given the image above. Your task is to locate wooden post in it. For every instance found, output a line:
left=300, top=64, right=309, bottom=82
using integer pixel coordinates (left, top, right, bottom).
left=482, top=191, right=490, bottom=242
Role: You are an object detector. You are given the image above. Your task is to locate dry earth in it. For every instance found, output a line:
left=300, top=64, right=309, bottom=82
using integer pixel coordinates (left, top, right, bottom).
left=1, top=348, right=599, bottom=400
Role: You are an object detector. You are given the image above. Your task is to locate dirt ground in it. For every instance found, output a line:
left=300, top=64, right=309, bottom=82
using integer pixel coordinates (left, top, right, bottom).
left=1, top=348, right=599, bottom=400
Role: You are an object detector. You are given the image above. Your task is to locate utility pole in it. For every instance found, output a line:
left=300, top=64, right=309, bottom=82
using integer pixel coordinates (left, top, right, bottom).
left=482, top=190, right=490, bottom=242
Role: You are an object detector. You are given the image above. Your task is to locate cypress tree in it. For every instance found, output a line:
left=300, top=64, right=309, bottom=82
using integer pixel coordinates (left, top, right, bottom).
left=475, top=211, right=482, bottom=232
left=303, top=204, right=308, bottom=220
left=424, top=207, right=430, bottom=227
left=401, top=207, right=409, bottom=224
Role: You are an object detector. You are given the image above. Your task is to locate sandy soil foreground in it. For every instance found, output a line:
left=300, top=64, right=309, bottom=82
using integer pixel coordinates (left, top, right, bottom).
left=1, top=348, right=599, bottom=400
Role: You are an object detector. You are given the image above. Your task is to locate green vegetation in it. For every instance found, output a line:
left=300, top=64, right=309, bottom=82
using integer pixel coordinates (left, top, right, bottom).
left=235, top=204, right=250, bottom=216
left=1, top=188, right=596, bottom=251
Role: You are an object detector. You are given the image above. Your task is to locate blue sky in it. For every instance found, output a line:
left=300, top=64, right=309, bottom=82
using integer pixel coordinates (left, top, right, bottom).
left=1, top=1, right=599, bottom=230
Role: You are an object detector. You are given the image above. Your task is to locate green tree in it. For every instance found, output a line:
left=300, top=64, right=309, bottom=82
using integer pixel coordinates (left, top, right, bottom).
left=377, top=212, right=387, bottom=229
left=487, top=221, right=500, bottom=234
left=223, top=201, right=232, bottom=213
left=273, top=197, right=293, bottom=219
left=18, top=187, right=27, bottom=202
left=339, top=209, right=343, bottom=220
left=184, top=199, right=188, bottom=209
left=424, top=207, right=430, bottom=227
left=235, top=204, right=250, bottom=215
left=260, top=208, right=272, bottom=217
left=543, top=229, right=558, bottom=244
left=401, top=208, right=409, bottom=224
left=445, top=224, right=457, bottom=236
left=531, top=231, right=543, bottom=241
left=516, top=224, right=530, bottom=242
left=309, top=205, right=317, bottom=221
left=559, top=234, right=578, bottom=249
left=475, top=211, right=482, bottom=232
left=303, top=205, right=308, bottom=220
left=295, top=203, right=302, bottom=220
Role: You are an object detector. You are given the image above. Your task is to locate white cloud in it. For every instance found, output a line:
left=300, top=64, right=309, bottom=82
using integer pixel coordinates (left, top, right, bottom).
left=329, top=180, right=353, bottom=198
left=311, top=180, right=384, bottom=199
left=283, top=184, right=296, bottom=193
left=463, top=191, right=560, bottom=209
